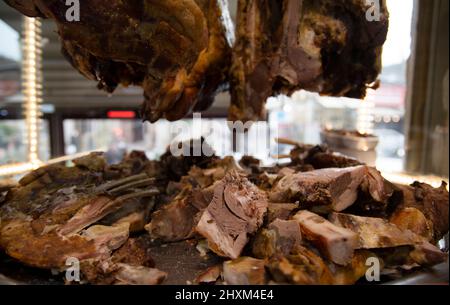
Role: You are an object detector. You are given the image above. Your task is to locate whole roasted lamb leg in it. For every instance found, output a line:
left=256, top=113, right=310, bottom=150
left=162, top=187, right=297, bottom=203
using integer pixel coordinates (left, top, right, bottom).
left=230, top=0, right=389, bottom=121
left=5, top=0, right=234, bottom=122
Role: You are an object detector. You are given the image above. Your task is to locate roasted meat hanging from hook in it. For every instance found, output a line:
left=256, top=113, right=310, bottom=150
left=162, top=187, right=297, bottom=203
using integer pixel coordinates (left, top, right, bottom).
left=5, top=0, right=234, bottom=122
left=229, top=0, right=389, bottom=121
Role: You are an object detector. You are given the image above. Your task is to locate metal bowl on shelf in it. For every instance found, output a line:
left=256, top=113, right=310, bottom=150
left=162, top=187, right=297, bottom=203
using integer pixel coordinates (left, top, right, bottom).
left=320, top=129, right=379, bottom=152
left=320, top=129, right=380, bottom=166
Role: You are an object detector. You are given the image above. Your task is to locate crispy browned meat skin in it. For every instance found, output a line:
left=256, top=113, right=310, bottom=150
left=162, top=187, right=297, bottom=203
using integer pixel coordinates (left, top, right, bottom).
left=267, top=244, right=375, bottom=285
left=390, top=207, right=434, bottom=241
left=391, top=182, right=449, bottom=243
left=230, top=0, right=389, bottom=121
left=331, top=250, right=376, bottom=285
left=5, top=0, right=232, bottom=123
left=267, top=245, right=334, bottom=285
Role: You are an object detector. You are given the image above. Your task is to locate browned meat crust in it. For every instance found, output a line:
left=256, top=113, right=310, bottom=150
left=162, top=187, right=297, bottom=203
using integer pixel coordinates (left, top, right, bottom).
left=391, top=182, right=449, bottom=243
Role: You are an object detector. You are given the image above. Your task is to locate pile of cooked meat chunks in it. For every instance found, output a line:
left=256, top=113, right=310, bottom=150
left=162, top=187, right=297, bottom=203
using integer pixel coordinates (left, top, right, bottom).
left=1, top=140, right=447, bottom=285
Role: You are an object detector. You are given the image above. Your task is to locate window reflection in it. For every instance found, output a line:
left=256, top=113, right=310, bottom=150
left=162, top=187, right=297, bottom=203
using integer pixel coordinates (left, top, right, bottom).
left=0, top=119, right=50, bottom=164
left=63, top=118, right=278, bottom=164
left=0, top=13, right=26, bottom=165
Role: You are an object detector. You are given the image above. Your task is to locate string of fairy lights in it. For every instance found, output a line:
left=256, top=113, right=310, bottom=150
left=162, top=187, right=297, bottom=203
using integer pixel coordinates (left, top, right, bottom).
left=22, top=17, right=43, bottom=166
left=0, top=17, right=43, bottom=176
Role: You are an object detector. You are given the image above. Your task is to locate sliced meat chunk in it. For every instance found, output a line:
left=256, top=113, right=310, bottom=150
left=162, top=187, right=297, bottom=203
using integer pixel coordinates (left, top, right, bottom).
left=329, top=213, right=424, bottom=249
left=223, top=257, right=266, bottom=285
left=184, top=156, right=243, bottom=189
left=252, top=219, right=302, bottom=259
left=196, top=171, right=268, bottom=259
left=82, top=223, right=130, bottom=256
left=266, top=203, right=298, bottom=223
left=331, top=213, right=448, bottom=267
left=99, top=199, right=154, bottom=233
left=81, top=237, right=165, bottom=285
left=195, top=265, right=222, bottom=284
left=113, top=211, right=148, bottom=233
left=112, top=237, right=155, bottom=268
left=0, top=179, right=17, bottom=194
left=145, top=190, right=200, bottom=242
left=252, top=229, right=278, bottom=259
left=269, top=219, right=302, bottom=249
left=361, top=167, right=394, bottom=204
left=293, top=211, right=358, bottom=265
left=58, top=180, right=159, bottom=236
left=270, top=166, right=392, bottom=212
left=287, top=143, right=363, bottom=169
left=114, top=264, right=167, bottom=285
left=409, top=242, right=448, bottom=266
